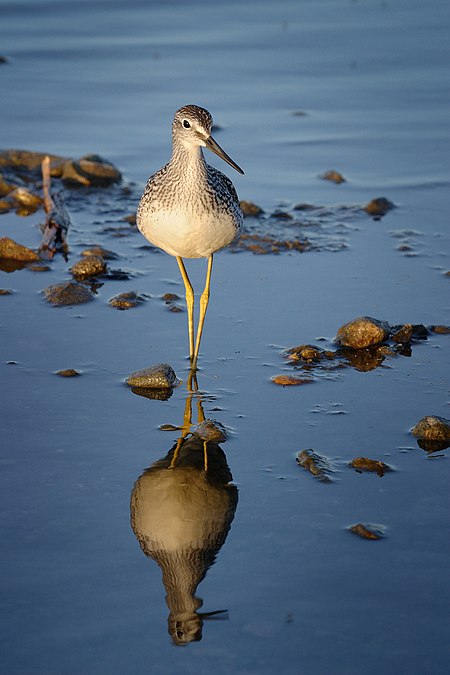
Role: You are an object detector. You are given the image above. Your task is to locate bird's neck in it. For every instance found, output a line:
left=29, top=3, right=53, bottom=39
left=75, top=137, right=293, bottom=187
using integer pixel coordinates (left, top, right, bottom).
left=170, top=139, right=207, bottom=178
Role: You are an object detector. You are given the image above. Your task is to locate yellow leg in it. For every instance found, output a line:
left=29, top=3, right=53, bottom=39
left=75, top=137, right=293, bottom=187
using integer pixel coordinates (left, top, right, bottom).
left=192, top=255, right=213, bottom=371
left=169, top=392, right=193, bottom=469
left=176, top=257, right=195, bottom=363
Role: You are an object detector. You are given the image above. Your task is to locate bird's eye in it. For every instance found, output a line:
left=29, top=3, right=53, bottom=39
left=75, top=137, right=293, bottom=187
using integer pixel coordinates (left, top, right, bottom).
left=182, top=119, right=191, bottom=129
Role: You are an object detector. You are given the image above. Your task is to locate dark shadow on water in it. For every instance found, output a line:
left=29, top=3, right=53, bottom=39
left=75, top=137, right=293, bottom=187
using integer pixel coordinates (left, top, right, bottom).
left=129, top=376, right=238, bottom=646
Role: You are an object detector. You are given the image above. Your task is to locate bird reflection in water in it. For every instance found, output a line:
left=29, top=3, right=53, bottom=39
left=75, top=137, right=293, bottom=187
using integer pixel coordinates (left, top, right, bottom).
left=130, top=374, right=238, bottom=645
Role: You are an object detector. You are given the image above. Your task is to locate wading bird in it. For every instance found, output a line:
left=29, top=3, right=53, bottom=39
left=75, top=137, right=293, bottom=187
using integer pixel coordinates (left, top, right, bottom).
left=137, top=105, right=244, bottom=370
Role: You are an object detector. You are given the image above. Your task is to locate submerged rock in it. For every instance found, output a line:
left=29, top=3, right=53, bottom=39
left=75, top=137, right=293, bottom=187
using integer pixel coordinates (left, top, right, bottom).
left=109, top=291, right=146, bottom=310
left=271, top=375, right=314, bottom=386
left=0, top=237, right=39, bottom=261
left=364, top=197, right=395, bottom=217
left=126, top=363, right=179, bottom=389
left=43, top=281, right=95, bottom=305
left=391, top=323, right=413, bottom=344
left=296, top=449, right=335, bottom=482
left=240, top=200, right=263, bottom=217
left=349, top=457, right=391, bottom=477
left=321, top=170, right=346, bottom=184
left=286, top=344, right=333, bottom=363
left=411, top=416, right=450, bottom=441
left=62, top=154, right=121, bottom=187
left=56, top=368, right=81, bottom=377
left=430, top=325, right=450, bottom=335
left=70, top=255, right=107, bottom=279
left=335, top=316, right=390, bottom=349
left=349, top=523, right=385, bottom=540
left=81, top=246, right=118, bottom=260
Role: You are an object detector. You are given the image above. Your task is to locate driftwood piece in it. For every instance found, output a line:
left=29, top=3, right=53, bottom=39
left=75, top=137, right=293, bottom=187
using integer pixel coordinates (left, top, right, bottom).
left=39, top=156, right=70, bottom=259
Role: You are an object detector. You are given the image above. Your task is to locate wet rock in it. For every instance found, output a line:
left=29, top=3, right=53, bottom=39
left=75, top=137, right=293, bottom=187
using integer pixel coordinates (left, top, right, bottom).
left=349, top=524, right=385, bottom=540
left=43, top=281, right=95, bottom=305
left=0, top=288, right=13, bottom=295
left=162, top=292, right=180, bottom=302
left=271, top=375, right=314, bottom=386
left=296, top=449, right=334, bottom=482
left=231, top=233, right=309, bottom=254
left=335, top=316, right=390, bottom=349
left=411, top=416, right=450, bottom=441
left=293, top=203, right=316, bottom=211
left=240, top=200, right=263, bottom=217
left=0, top=237, right=39, bottom=261
left=391, top=323, right=413, bottom=344
left=126, top=363, right=179, bottom=389
left=109, top=291, right=146, bottom=310
left=364, top=197, right=395, bottom=217
left=62, top=155, right=121, bottom=187
left=0, top=174, right=17, bottom=197
left=0, top=55, right=9, bottom=64
left=81, top=246, right=118, bottom=260
left=70, top=255, right=107, bottom=279
left=349, top=457, right=391, bottom=477
left=271, top=210, right=293, bottom=220
left=56, top=368, right=81, bottom=377
left=321, top=170, right=346, bottom=184
left=411, top=324, right=430, bottom=339
left=27, top=262, right=51, bottom=272
left=430, top=325, right=450, bottom=335
left=286, top=344, right=333, bottom=363
left=0, top=149, right=69, bottom=175
left=122, top=212, right=137, bottom=226
left=7, top=187, right=43, bottom=210
left=193, top=420, right=228, bottom=443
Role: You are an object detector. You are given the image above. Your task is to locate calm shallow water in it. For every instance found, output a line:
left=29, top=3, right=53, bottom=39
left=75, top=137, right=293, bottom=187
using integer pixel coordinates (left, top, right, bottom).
left=1, top=1, right=450, bottom=674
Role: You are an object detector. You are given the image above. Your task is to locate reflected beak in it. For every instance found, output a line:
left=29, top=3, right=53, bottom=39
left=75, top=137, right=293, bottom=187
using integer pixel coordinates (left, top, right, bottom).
left=204, top=135, right=244, bottom=175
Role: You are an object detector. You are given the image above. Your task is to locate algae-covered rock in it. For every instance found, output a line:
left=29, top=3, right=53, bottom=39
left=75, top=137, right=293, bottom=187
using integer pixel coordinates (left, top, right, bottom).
left=321, top=170, right=346, bottom=184
left=193, top=420, right=228, bottom=443
left=240, top=200, right=263, bottom=217
left=62, top=154, right=121, bottom=187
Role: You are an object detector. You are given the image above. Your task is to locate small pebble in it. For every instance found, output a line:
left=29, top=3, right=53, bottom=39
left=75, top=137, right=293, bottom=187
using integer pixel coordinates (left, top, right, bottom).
left=271, top=375, right=314, bottom=386
left=349, top=524, right=385, bottom=540
left=349, top=457, right=391, bottom=477
left=391, top=324, right=413, bottom=343
left=126, top=363, right=179, bottom=389
left=321, top=170, right=346, bottom=184
left=56, top=368, right=81, bottom=377
left=296, top=449, right=334, bottom=482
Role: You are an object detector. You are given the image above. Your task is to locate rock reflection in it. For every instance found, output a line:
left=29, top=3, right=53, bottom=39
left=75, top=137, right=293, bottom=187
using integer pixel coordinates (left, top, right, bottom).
left=130, top=376, right=238, bottom=645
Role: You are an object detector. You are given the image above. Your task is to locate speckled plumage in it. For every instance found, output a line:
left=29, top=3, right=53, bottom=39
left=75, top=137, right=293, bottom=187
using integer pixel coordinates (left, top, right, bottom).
left=136, top=105, right=244, bottom=369
left=137, top=105, right=243, bottom=259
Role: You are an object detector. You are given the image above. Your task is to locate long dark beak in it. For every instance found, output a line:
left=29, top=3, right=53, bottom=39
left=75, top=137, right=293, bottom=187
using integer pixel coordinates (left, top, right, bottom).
left=205, top=135, right=244, bottom=175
